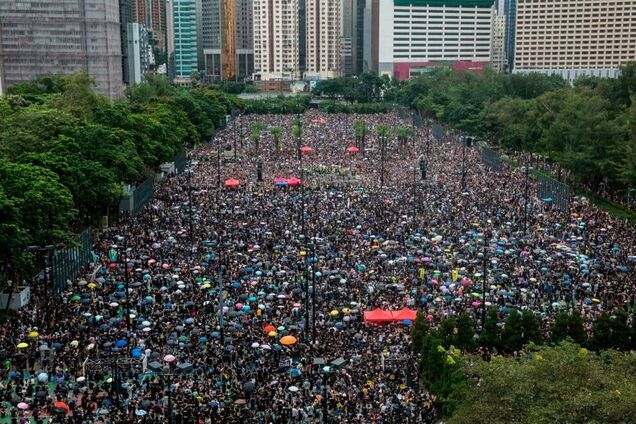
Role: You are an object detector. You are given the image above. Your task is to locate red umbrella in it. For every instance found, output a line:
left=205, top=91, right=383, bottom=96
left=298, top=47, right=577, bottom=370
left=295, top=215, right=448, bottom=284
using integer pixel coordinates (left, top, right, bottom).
left=286, top=177, right=301, bottom=186
left=347, top=146, right=360, bottom=153
left=263, top=325, right=276, bottom=333
left=300, top=146, right=313, bottom=153
left=54, top=401, right=70, bottom=413
left=224, top=178, right=240, bottom=188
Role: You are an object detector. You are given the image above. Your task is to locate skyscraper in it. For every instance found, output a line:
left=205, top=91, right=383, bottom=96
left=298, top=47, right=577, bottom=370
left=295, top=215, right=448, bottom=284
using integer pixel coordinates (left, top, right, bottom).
left=202, top=0, right=253, bottom=80
left=252, top=0, right=300, bottom=80
left=120, top=0, right=134, bottom=84
left=341, top=0, right=355, bottom=76
left=306, top=0, right=342, bottom=79
left=502, top=0, right=515, bottom=72
left=0, top=0, right=124, bottom=98
left=149, top=0, right=167, bottom=50
left=132, top=0, right=149, bottom=24
left=376, top=0, right=494, bottom=80
left=513, top=0, right=636, bottom=82
left=169, top=0, right=199, bottom=81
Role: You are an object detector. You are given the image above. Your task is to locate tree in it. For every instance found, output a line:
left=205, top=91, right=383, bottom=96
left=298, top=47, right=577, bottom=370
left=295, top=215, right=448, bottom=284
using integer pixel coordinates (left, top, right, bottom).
left=447, top=342, right=636, bottom=424
left=501, top=309, right=524, bottom=353
left=270, top=126, right=282, bottom=153
left=589, top=313, right=613, bottom=351
left=520, top=309, right=542, bottom=346
left=609, top=309, right=631, bottom=351
left=479, top=308, right=500, bottom=350
left=411, top=311, right=430, bottom=352
left=250, top=123, right=263, bottom=155
left=550, top=312, right=570, bottom=343
left=454, top=311, right=474, bottom=352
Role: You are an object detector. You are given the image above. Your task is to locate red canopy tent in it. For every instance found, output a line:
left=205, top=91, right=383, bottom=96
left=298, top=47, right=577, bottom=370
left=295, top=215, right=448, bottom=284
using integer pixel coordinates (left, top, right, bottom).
left=347, top=146, right=360, bottom=154
left=363, top=308, right=418, bottom=323
left=286, top=177, right=302, bottom=186
left=363, top=308, right=395, bottom=323
left=300, top=146, right=313, bottom=153
left=392, top=308, right=417, bottom=321
left=224, top=178, right=240, bottom=188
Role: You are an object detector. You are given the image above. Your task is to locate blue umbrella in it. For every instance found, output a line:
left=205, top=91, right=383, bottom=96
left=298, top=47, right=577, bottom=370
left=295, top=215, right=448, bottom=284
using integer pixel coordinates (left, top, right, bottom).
left=231, top=281, right=240, bottom=288
left=402, top=319, right=412, bottom=325
left=199, top=337, right=208, bottom=343
left=248, top=296, right=257, bottom=302
left=115, top=339, right=128, bottom=348
left=291, top=368, right=301, bottom=378
left=131, top=348, right=142, bottom=358
left=275, top=180, right=288, bottom=186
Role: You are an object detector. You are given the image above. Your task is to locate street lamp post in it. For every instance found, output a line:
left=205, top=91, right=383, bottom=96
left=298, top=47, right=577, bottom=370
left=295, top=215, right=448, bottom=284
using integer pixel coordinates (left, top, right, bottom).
left=187, top=169, right=194, bottom=244
left=216, top=137, right=221, bottom=190
left=460, top=136, right=466, bottom=191
left=380, top=135, right=386, bottom=188
left=523, top=164, right=529, bottom=235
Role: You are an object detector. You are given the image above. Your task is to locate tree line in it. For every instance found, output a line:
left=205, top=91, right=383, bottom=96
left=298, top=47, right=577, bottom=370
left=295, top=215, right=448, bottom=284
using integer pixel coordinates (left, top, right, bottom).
left=394, top=65, right=636, bottom=196
left=0, top=73, right=240, bottom=286
left=411, top=308, right=636, bottom=420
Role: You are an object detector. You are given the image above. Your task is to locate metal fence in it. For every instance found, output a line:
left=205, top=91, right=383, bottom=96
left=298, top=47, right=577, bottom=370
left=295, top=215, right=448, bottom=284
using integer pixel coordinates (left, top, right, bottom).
left=119, top=176, right=155, bottom=215
left=536, top=174, right=569, bottom=211
left=432, top=123, right=445, bottom=141
left=174, top=150, right=187, bottom=174
left=51, top=227, right=93, bottom=294
left=481, top=146, right=502, bottom=172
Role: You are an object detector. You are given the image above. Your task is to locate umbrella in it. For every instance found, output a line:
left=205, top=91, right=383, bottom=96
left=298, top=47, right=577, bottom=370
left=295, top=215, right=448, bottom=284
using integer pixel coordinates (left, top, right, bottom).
left=54, top=401, right=70, bottom=413
left=163, top=354, right=176, bottom=363
left=17, top=402, right=29, bottom=410
left=280, top=335, right=297, bottom=346
left=274, top=178, right=288, bottom=186
left=288, top=386, right=300, bottom=392
left=300, top=146, right=313, bottom=153
left=263, top=325, right=276, bottom=333
left=135, top=410, right=147, bottom=416
left=287, top=177, right=301, bottom=186
left=347, top=146, right=360, bottom=153
left=37, top=372, right=48, bottom=383
left=28, top=331, right=39, bottom=338
left=243, top=382, right=256, bottom=393
left=115, top=339, right=128, bottom=348
left=71, top=295, right=81, bottom=302
left=224, top=178, right=240, bottom=188
left=16, top=342, right=28, bottom=349
left=268, top=330, right=277, bottom=337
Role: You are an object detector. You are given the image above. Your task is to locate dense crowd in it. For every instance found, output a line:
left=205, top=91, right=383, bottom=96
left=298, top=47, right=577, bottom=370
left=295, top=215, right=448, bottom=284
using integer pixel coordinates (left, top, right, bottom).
left=0, top=109, right=634, bottom=423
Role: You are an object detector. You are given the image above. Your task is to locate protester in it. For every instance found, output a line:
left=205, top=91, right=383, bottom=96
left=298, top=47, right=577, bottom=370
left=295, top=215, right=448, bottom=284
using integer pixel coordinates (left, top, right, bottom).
left=0, top=110, right=634, bottom=423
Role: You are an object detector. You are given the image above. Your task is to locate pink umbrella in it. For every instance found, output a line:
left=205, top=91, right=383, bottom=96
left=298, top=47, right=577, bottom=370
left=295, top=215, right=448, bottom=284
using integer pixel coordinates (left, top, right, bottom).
left=17, top=402, right=29, bottom=410
left=162, top=263, right=170, bottom=270
left=148, top=259, right=157, bottom=265
left=224, top=178, right=240, bottom=189
left=163, top=354, right=176, bottom=363
left=286, top=177, right=301, bottom=186
left=471, top=301, right=481, bottom=307
left=235, top=303, right=244, bottom=310
left=300, top=146, right=313, bottom=153
left=461, top=278, right=472, bottom=287
left=347, top=146, right=360, bottom=153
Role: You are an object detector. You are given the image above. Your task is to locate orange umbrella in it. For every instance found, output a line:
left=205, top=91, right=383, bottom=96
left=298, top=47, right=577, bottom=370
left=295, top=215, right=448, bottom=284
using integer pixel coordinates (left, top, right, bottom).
left=280, top=335, right=297, bottom=346
left=263, top=325, right=276, bottom=333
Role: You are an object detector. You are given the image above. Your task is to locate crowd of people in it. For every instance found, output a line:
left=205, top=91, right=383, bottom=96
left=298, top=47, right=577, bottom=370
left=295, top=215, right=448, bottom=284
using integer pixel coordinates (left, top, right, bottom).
left=0, top=109, right=634, bottom=423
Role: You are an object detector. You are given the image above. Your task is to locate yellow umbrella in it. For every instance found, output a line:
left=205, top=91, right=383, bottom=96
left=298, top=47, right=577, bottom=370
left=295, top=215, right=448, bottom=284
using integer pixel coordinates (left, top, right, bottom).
left=280, top=335, right=297, bottom=346
left=342, top=307, right=350, bottom=314
left=28, top=331, right=39, bottom=338
left=16, top=342, right=28, bottom=349
left=268, top=330, right=277, bottom=337
left=329, top=310, right=339, bottom=317
left=88, top=283, right=96, bottom=289
left=592, top=298, right=601, bottom=303
left=300, top=251, right=307, bottom=257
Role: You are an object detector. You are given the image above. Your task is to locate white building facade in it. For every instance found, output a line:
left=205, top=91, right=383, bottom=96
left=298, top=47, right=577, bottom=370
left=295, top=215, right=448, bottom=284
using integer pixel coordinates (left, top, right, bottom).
left=252, top=0, right=300, bottom=80
left=377, top=0, right=495, bottom=80
left=513, top=0, right=636, bottom=83
left=306, top=0, right=342, bottom=79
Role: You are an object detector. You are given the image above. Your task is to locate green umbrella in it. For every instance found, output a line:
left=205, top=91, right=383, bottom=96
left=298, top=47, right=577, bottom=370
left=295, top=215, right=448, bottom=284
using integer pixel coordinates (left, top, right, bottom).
left=71, top=295, right=81, bottom=302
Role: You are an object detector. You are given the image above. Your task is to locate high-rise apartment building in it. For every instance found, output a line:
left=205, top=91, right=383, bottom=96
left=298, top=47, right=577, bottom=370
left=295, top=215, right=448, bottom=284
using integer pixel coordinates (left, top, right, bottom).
left=252, top=0, right=300, bottom=80
left=168, top=0, right=198, bottom=81
left=490, top=12, right=506, bottom=72
left=0, top=0, right=124, bottom=98
left=513, top=0, right=636, bottom=82
left=127, top=22, right=153, bottom=83
left=306, top=0, right=342, bottom=79
left=342, top=0, right=355, bottom=76
left=376, top=0, right=494, bottom=80
left=202, top=0, right=253, bottom=80
left=120, top=0, right=134, bottom=84
left=132, top=0, right=149, bottom=24
left=502, top=0, right=515, bottom=71
left=149, top=0, right=167, bottom=49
